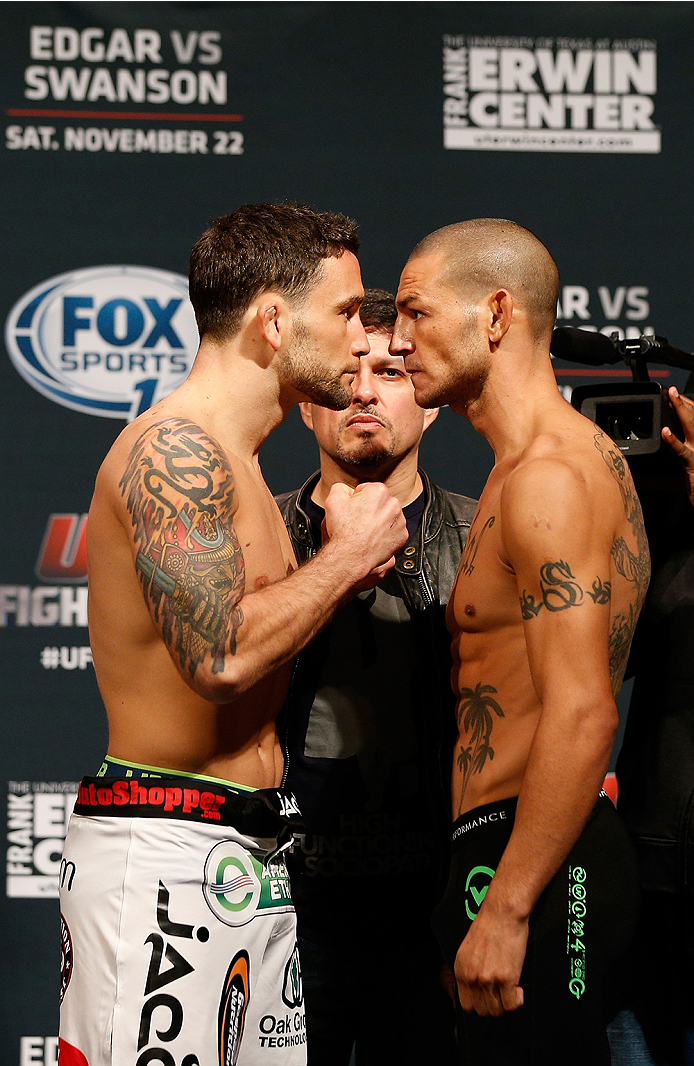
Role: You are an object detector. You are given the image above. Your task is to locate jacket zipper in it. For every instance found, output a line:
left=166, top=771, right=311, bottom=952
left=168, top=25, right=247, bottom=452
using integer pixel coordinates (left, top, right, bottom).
left=280, top=657, right=300, bottom=789
left=418, top=570, right=434, bottom=607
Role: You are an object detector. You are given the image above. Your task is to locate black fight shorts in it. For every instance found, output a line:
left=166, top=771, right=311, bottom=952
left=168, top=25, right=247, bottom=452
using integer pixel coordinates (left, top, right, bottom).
left=431, top=793, right=639, bottom=1066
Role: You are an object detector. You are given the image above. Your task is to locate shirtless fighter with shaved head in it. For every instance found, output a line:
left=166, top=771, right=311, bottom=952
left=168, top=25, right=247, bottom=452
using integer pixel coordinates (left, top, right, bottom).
left=391, top=219, right=647, bottom=1065
left=59, top=204, right=407, bottom=1066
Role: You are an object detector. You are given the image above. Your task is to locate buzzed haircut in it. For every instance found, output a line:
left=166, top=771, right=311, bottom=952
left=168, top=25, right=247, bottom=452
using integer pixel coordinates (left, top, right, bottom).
left=189, top=202, right=360, bottom=340
left=413, top=218, right=560, bottom=343
left=359, top=288, right=397, bottom=333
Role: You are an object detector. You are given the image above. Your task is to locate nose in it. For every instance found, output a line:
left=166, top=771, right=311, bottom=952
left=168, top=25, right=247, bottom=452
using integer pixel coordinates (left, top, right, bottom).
left=351, top=364, right=378, bottom=406
left=389, top=316, right=414, bottom=356
left=351, top=316, right=371, bottom=358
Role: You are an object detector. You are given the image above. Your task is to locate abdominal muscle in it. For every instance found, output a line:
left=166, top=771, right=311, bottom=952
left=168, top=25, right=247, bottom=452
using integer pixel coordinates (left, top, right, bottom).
left=95, top=623, right=291, bottom=790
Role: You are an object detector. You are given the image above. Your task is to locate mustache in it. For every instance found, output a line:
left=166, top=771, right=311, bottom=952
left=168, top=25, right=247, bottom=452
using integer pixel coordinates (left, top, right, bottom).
left=340, top=404, right=393, bottom=432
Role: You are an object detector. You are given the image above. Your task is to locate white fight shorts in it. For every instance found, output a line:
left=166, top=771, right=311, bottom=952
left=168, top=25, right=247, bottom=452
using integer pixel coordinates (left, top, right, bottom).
left=59, top=776, right=306, bottom=1066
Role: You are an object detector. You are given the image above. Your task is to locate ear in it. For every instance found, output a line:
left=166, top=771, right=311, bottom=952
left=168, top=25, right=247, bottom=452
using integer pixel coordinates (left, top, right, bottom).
left=255, top=295, right=287, bottom=351
left=299, top=402, right=314, bottom=430
left=486, top=289, right=513, bottom=344
left=423, top=407, right=440, bottom=430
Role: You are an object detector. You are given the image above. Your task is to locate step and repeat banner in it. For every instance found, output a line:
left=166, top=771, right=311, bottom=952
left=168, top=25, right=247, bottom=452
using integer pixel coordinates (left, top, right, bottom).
left=1, top=2, right=693, bottom=1060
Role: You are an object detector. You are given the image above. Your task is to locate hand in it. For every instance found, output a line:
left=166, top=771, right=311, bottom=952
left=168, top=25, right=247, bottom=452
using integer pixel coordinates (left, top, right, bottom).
left=454, top=907, right=527, bottom=1017
left=350, top=560, right=397, bottom=593
left=662, top=386, right=694, bottom=505
left=323, top=482, right=408, bottom=580
left=319, top=518, right=396, bottom=589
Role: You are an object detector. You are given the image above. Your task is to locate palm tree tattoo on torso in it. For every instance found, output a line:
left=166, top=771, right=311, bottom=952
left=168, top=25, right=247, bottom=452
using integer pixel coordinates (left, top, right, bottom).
left=456, top=683, right=505, bottom=812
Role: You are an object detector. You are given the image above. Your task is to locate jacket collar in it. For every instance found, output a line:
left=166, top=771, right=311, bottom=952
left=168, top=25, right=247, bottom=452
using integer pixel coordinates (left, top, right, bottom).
left=394, top=468, right=437, bottom=577
left=287, top=471, right=321, bottom=546
left=283, top=468, right=445, bottom=577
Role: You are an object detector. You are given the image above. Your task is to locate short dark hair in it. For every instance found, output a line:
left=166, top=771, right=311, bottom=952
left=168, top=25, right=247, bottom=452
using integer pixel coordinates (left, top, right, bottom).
left=359, top=288, right=397, bottom=333
left=189, top=203, right=360, bottom=340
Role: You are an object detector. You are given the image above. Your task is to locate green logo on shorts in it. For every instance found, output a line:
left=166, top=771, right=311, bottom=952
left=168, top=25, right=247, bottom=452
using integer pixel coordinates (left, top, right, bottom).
left=203, top=840, right=295, bottom=928
left=215, top=856, right=256, bottom=914
left=567, top=865, right=587, bottom=998
left=203, top=841, right=262, bottom=927
left=465, top=865, right=495, bottom=920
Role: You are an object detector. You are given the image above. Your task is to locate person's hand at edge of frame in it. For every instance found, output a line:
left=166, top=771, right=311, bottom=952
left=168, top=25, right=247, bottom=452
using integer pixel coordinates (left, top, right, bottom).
left=662, top=386, right=694, bottom=505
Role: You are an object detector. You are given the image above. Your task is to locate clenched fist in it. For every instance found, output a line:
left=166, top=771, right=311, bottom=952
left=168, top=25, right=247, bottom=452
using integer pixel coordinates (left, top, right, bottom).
left=323, top=481, right=408, bottom=588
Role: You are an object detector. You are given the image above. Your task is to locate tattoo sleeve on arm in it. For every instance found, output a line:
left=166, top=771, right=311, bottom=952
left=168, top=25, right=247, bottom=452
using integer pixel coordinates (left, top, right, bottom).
left=519, top=561, right=610, bottom=619
left=587, top=577, right=612, bottom=604
left=538, top=560, right=584, bottom=611
left=119, top=419, right=246, bottom=679
left=520, top=591, right=543, bottom=620
left=594, top=433, right=651, bottom=688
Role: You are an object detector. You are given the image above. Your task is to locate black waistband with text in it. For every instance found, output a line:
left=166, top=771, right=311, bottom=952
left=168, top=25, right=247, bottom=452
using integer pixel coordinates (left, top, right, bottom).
left=451, top=789, right=611, bottom=848
left=451, top=797, right=518, bottom=847
left=74, top=776, right=304, bottom=839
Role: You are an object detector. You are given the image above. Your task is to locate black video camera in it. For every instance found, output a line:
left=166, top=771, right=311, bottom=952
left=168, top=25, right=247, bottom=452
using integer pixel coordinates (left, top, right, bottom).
left=550, top=327, right=694, bottom=457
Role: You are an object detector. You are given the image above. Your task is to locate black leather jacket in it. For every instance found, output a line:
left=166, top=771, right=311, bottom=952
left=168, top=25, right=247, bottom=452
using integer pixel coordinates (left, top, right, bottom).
left=275, top=470, right=477, bottom=833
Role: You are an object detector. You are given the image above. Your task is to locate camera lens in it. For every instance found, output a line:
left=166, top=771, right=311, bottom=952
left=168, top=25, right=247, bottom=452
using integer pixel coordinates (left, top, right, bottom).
left=596, top=400, right=654, bottom=443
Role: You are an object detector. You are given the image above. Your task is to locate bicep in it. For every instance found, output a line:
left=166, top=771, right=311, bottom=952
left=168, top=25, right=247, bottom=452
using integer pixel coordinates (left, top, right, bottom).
left=119, top=419, right=246, bottom=681
left=519, top=574, right=613, bottom=705
left=501, top=462, right=615, bottom=703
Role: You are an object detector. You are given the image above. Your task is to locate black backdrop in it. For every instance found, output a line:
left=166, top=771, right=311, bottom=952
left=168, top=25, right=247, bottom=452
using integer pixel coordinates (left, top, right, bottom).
left=2, top=3, right=692, bottom=1059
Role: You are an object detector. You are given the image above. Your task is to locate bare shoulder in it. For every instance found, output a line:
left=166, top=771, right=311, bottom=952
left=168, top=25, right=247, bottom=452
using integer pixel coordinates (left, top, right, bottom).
left=122, top=415, right=235, bottom=504
left=95, top=412, right=247, bottom=680
left=95, top=413, right=238, bottom=524
left=501, top=442, right=591, bottom=523
left=499, top=425, right=630, bottom=562
left=504, top=424, right=629, bottom=511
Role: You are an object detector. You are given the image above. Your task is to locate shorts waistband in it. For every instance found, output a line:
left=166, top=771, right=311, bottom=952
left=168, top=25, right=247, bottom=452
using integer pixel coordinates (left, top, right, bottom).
left=97, top=755, right=255, bottom=792
left=451, top=797, right=518, bottom=847
left=451, top=789, right=612, bottom=847
left=74, top=776, right=304, bottom=840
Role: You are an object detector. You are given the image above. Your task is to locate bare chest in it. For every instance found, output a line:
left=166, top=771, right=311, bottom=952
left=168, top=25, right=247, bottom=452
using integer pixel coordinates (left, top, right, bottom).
left=231, top=466, right=296, bottom=592
left=447, top=500, right=518, bottom=642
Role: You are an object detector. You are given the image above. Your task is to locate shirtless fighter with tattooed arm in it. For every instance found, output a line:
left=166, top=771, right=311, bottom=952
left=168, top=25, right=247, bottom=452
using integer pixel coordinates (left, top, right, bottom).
left=390, top=219, right=648, bottom=1066
left=59, top=204, right=407, bottom=1066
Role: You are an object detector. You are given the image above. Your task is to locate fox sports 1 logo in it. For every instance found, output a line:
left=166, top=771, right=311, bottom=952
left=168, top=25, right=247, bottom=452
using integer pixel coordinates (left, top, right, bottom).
left=5, top=265, right=200, bottom=419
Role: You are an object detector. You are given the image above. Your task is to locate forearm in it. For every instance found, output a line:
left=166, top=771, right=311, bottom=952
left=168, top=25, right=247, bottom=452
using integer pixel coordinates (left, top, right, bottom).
left=192, top=538, right=372, bottom=701
left=482, top=697, right=617, bottom=921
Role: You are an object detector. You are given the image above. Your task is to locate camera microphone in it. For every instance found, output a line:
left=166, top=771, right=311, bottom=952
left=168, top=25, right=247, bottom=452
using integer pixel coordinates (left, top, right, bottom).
left=639, top=336, right=694, bottom=373
left=551, top=326, right=694, bottom=373
left=550, top=327, right=622, bottom=366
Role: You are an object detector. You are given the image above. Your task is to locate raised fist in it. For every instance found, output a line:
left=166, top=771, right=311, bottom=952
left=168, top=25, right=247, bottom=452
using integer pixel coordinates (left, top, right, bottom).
left=323, top=482, right=408, bottom=584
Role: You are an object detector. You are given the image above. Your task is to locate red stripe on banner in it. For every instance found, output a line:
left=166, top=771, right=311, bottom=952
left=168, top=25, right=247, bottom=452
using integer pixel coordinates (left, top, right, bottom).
left=7, top=109, right=243, bottom=122
left=554, top=368, right=671, bottom=377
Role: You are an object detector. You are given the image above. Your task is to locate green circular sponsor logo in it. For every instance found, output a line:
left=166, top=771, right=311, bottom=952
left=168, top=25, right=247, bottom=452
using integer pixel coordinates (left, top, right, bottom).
left=465, top=865, right=495, bottom=921
left=215, top=856, right=255, bottom=913
left=203, top=840, right=261, bottom=927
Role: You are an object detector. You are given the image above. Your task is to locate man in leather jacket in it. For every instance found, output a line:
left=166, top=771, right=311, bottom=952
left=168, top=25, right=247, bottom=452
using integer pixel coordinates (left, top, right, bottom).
left=275, top=289, right=478, bottom=1065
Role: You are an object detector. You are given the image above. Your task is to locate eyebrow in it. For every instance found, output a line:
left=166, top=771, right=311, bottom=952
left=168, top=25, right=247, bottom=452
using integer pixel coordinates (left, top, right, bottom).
left=338, top=292, right=364, bottom=311
left=395, top=293, right=421, bottom=309
left=371, top=353, right=405, bottom=367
